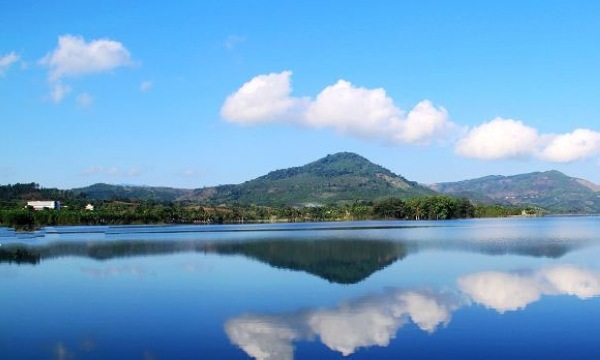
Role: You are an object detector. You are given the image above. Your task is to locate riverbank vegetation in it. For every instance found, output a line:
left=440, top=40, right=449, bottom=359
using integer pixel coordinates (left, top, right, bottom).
left=1, top=188, right=536, bottom=230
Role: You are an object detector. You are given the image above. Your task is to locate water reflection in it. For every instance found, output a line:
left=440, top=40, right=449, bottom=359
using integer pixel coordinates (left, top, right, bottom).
left=0, top=220, right=588, bottom=285
left=226, top=264, right=600, bottom=359
left=212, top=240, right=405, bottom=284
left=459, top=265, right=600, bottom=313
left=226, top=288, right=461, bottom=359
left=0, top=239, right=405, bottom=284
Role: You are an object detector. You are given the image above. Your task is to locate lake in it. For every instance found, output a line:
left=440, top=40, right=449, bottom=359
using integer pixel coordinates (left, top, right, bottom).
left=1, top=217, right=600, bottom=359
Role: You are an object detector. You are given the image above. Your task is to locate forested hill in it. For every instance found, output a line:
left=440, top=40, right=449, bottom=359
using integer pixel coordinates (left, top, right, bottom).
left=73, top=183, right=192, bottom=202
left=189, top=152, right=435, bottom=205
left=0, top=183, right=84, bottom=207
left=430, top=170, right=600, bottom=213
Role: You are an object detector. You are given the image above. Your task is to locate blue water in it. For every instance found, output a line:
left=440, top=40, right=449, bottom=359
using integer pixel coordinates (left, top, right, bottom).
left=1, top=217, right=599, bottom=359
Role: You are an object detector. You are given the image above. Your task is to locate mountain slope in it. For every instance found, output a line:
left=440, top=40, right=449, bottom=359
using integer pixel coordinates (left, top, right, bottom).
left=74, top=183, right=193, bottom=202
left=190, top=152, right=434, bottom=205
left=430, top=170, right=600, bottom=213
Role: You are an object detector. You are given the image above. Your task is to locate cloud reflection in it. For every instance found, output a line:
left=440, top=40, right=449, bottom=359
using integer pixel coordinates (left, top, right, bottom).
left=458, top=265, right=600, bottom=313
left=226, top=265, right=600, bottom=359
left=225, top=316, right=301, bottom=360
left=226, top=289, right=461, bottom=358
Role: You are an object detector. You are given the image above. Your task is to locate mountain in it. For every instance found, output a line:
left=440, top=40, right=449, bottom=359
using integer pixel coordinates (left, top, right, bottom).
left=430, top=170, right=600, bottom=213
left=189, top=152, right=434, bottom=205
left=74, top=183, right=192, bottom=202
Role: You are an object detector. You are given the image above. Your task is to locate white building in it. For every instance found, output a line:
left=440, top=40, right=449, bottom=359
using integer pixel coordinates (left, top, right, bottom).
left=27, top=201, right=61, bottom=210
left=85, top=204, right=94, bottom=211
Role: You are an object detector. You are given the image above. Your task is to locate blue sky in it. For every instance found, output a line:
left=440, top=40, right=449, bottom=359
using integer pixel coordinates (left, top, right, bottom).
left=2, top=1, right=600, bottom=189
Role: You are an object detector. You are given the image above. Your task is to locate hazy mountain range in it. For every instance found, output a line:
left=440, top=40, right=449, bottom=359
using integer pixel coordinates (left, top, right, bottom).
left=73, top=152, right=600, bottom=213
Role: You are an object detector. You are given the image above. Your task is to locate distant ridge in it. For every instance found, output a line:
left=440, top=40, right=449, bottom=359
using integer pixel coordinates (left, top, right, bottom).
left=430, top=170, right=600, bottom=213
left=189, top=152, right=434, bottom=205
left=74, top=183, right=192, bottom=202
left=70, top=153, right=600, bottom=213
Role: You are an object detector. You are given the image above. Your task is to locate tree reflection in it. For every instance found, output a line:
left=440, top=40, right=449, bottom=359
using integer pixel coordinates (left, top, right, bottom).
left=0, top=239, right=406, bottom=284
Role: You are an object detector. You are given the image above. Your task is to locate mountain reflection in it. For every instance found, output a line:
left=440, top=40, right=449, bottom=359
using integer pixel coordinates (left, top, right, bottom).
left=226, top=264, right=600, bottom=359
left=211, top=240, right=405, bottom=284
left=0, top=221, right=590, bottom=284
left=0, top=239, right=405, bottom=284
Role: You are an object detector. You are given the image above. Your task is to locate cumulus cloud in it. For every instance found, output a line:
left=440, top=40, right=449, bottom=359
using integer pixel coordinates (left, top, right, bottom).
left=0, top=51, right=19, bottom=76
left=455, top=118, right=600, bottom=163
left=40, top=35, right=132, bottom=103
left=458, top=265, right=600, bottom=313
left=221, top=71, right=454, bottom=144
left=221, top=71, right=309, bottom=124
left=455, top=118, right=540, bottom=160
left=41, top=35, right=132, bottom=81
left=223, top=71, right=600, bottom=162
left=538, top=129, right=600, bottom=163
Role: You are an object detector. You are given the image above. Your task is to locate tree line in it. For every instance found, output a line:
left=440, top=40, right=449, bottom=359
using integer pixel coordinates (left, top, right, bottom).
left=0, top=194, right=534, bottom=230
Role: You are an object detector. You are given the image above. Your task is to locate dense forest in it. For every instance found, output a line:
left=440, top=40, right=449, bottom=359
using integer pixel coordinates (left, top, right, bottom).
left=0, top=183, right=538, bottom=230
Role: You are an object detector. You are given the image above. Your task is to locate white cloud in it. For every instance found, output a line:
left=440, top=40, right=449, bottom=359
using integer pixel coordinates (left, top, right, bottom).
left=51, top=83, right=72, bottom=103
left=223, top=71, right=600, bottom=161
left=76, top=92, right=94, bottom=107
left=305, top=80, right=401, bottom=138
left=538, top=129, right=600, bottom=163
left=0, top=51, right=19, bottom=76
left=455, top=118, right=540, bottom=160
left=140, top=80, right=153, bottom=92
left=221, top=71, right=454, bottom=144
left=221, top=71, right=309, bottom=124
left=41, top=35, right=132, bottom=81
left=394, top=100, right=453, bottom=143
left=456, top=118, right=600, bottom=163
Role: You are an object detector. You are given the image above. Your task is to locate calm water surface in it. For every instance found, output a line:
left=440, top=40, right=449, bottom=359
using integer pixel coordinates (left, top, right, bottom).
left=1, top=217, right=600, bottom=359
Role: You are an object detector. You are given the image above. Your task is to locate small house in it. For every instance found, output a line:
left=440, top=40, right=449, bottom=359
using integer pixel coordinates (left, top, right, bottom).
left=27, top=201, right=61, bottom=210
